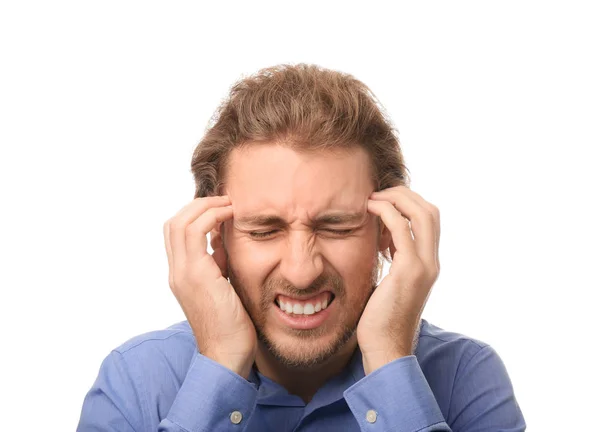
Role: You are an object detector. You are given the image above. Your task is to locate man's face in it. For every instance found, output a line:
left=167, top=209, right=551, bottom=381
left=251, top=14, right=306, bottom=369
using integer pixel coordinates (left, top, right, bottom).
left=222, top=144, right=384, bottom=369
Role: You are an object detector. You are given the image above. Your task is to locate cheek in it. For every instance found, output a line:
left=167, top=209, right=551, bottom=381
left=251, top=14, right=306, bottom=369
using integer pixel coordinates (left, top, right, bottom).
left=225, top=235, right=279, bottom=286
left=321, top=235, right=378, bottom=280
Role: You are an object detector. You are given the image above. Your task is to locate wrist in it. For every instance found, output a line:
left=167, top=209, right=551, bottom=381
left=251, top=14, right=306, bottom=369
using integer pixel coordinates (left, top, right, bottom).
left=203, top=350, right=255, bottom=379
left=361, top=349, right=410, bottom=375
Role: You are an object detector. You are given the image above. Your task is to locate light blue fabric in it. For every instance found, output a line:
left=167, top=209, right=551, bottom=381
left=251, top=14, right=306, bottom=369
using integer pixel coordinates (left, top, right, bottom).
left=78, top=318, right=526, bottom=431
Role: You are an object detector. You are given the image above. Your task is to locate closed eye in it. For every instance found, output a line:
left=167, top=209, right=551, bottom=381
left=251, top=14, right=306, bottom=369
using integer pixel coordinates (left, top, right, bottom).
left=248, top=230, right=279, bottom=238
left=320, top=229, right=354, bottom=236
left=248, top=228, right=354, bottom=239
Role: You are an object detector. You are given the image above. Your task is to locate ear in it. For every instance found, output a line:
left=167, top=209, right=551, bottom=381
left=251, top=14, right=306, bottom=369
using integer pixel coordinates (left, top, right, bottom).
left=377, top=218, right=392, bottom=252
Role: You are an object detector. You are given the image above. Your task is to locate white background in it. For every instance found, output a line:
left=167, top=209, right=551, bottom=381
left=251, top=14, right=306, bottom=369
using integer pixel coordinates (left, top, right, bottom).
left=1, top=1, right=598, bottom=430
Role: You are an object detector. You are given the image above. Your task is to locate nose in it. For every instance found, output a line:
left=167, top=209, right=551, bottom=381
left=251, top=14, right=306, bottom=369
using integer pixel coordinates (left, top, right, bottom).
left=278, top=230, right=324, bottom=290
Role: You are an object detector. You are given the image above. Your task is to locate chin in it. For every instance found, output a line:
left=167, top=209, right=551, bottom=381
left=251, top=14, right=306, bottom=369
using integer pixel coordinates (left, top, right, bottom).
left=257, top=325, right=356, bottom=369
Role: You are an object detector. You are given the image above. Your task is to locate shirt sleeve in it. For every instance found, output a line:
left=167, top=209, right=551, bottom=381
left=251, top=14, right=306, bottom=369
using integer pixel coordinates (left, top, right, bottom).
left=77, top=350, right=259, bottom=432
left=447, top=345, right=526, bottom=431
left=343, top=355, right=451, bottom=432
left=343, top=346, right=526, bottom=432
left=159, top=353, right=259, bottom=432
left=77, top=350, right=144, bottom=431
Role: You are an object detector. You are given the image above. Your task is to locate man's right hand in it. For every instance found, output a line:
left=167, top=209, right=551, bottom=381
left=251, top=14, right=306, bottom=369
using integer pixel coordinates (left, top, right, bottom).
left=163, top=195, right=257, bottom=379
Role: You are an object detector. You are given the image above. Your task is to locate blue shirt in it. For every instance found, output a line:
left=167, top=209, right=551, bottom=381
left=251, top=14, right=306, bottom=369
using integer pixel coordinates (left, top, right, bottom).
left=77, top=318, right=526, bottom=431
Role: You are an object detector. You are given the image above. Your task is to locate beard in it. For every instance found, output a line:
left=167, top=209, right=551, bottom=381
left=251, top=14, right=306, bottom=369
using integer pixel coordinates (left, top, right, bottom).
left=227, top=259, right=379, bottom=370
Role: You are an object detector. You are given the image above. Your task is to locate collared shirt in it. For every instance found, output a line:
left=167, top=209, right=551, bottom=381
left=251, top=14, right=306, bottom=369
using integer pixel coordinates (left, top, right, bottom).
left=77, top=318, right=526, bottom=431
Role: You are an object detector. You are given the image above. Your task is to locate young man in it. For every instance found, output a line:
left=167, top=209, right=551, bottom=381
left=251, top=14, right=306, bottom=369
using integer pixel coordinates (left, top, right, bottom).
left=78, top=64, right=526, bottom=431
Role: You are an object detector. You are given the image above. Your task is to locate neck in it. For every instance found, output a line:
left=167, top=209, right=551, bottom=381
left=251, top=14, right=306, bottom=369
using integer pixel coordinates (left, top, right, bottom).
left=254, top=335, right=359, bottom=404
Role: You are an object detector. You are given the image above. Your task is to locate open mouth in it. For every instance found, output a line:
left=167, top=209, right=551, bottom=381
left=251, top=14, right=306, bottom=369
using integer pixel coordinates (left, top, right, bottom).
left=273, top=292, right=335, bottom=316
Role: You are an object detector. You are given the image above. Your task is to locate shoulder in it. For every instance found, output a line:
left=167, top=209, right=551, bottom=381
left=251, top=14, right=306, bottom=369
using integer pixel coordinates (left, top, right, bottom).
left=416, top=318, right=497, bottom=381
left=109, top=321, right=198, bottom=386
left=415, top=320, right=525, bottom=426
left=415, top=319, right=514, bottom=413
left=416, top=318, right=492, bottom=388
left=114, top=321, right=198, bottom=419
left=81, top=322, right=199, bottom=427
left=113, top=320, right=196, bottom=356
left=416, top=318, right=489, bottom=362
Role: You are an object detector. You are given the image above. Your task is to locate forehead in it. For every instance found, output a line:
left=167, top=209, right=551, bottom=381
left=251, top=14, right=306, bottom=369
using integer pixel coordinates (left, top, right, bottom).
left=224, top=144, right=374, bottom=219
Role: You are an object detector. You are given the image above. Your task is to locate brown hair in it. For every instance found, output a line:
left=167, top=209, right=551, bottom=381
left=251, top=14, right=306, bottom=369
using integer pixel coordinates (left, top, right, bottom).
left=191, top=63, right=410, bottom=199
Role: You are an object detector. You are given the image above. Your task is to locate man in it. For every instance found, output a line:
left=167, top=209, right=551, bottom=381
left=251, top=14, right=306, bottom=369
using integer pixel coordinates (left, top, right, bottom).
left=78, top=64, right=526, bottom=431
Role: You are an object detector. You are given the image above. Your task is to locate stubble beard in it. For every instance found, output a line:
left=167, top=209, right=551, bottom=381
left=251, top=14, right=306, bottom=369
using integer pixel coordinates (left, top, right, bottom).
left=227, top=261, right=379, bottom=370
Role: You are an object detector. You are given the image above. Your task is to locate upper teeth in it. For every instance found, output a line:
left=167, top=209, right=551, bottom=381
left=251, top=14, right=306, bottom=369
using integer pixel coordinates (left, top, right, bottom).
left=278, top=297, right=329, bottom=315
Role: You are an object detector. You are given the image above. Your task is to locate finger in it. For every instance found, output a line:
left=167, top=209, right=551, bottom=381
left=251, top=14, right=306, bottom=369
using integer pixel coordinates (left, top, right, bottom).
left=389, top=234, right=397, bottom=259
left=367, top=199, right=417, bottom=264
left=168, top=196, right=231, bottom=275
left=163, top=220, right=174, bottom=288
left=186, top=206, right=234, bottom=259
left=398, top=188, right=441, bottom=267
left=172, top=195, right=231, bottom=221
left=370, top=187, right=437, bottom=271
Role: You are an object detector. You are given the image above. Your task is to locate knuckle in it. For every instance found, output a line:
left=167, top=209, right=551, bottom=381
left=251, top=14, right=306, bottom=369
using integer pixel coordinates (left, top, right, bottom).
left=406, top=260, right=427, bottom=281
left=428, top=204, right=440, bottom=220
left=425, top=210, right=435, bottom=223
left=171, top=269, right=191, bottom=293
left=418, top=207, right=435, bottom=225
left=204, top=206, right=218, bottom=218
left=185, top=222, right=200, bottom=238
left=170, top=220, right=185, bottom=233
left=163, top=222, right=173, bottom=241
left=427, top=268, right=439, bottom=283
left=414, top=261, right=427, bottom=277
left=382, top=200, right=396, bottom=212
left=399, top=215, right=411, bottom=229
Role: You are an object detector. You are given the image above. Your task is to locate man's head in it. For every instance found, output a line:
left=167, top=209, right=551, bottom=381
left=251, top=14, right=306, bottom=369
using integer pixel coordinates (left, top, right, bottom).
left=191, top=64, right=408, bottom=369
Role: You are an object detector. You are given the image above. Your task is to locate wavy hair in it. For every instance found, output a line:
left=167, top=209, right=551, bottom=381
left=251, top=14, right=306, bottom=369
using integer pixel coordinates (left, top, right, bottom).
left=191, top=63, right=409, bottom=199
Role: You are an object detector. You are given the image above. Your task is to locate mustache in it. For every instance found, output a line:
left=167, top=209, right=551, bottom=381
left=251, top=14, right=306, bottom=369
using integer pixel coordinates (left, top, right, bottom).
left=263, top=272, right=344, bottom=298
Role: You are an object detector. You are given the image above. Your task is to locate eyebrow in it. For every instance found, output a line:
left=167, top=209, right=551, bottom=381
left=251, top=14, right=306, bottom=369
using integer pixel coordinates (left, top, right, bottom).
left=315, top=212, right=365, bottom=225
left=235, top=215, right=287, bottom=226
left=235, top=212, right=365, bottom=227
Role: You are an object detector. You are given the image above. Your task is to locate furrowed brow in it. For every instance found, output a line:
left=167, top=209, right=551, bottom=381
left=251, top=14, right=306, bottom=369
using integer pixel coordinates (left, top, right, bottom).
left=235, top=212, right=366, bottom=228
left=235, top=215, right=287, bottom=227
left=315, top=212, right=365, bottom=225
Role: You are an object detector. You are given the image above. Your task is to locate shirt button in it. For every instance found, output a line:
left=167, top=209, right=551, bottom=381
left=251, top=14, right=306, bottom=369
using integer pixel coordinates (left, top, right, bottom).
left=230, top=411, right=243, bottom=424
left=366, top=409, right=377, bottom=423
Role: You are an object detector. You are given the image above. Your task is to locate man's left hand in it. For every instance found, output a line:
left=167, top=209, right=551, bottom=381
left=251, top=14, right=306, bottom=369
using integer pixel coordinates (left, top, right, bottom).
left=357, top=185, right=441, bottom=375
